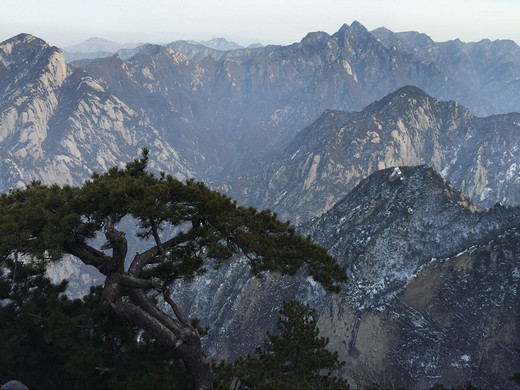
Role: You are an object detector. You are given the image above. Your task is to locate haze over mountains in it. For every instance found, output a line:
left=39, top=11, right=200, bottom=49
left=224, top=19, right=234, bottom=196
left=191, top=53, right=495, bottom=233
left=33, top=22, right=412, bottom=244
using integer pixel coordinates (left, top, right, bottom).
left=61, top=37, right=263, bottom=62
left=1, top=21, right=520, bottom=388
left=222, top=86, right=520, bottom=223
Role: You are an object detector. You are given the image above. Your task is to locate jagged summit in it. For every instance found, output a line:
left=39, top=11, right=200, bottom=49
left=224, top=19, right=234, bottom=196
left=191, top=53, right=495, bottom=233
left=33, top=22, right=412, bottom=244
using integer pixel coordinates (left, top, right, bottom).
left=335, top=21, right=368, bottom=35
left=325, top=165, right=478, bottom=222
left=361, top=84, right=472, bottom=118
left=129, top=43, right=172, bottom=58
left=300, top=30, right=331, bottom=45
left=3, top=33, right=47, bottom=46
left=366, top=84, right=436, bottom=107
left=309, top=164, right=520, bottom=298
left=0, top=33, right=63, bottom=72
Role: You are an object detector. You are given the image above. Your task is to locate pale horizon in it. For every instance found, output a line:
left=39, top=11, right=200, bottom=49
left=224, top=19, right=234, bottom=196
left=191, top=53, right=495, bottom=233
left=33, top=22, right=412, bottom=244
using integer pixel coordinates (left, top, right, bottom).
left=1, top=0, right=519, bottom=48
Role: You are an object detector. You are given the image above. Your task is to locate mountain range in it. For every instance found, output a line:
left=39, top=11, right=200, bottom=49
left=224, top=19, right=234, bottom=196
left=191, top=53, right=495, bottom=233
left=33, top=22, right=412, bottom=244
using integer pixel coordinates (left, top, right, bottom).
left=61, top=37, right=262, bottom=62
left=2, top=22, right=520, bottom=188
left=1, top=21, right=520, bottom=388
left=221, top=85, right=520, bottom=223
left=172, top=165, right=520, bottom=389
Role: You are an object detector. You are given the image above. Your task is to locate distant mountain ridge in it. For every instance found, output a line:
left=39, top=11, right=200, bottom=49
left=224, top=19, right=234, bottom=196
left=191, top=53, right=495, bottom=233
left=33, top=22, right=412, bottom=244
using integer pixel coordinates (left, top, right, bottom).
left=372, top=27, right=520, bottom=115
left=221, top=86, right=520, bottom=223
left=62, top=37, right=143, bottom=53
left=2, top=24, right=520, bottom=206
left=71, top=21, right=520, bottom=183
left=61, top=37, right=145, bottom=62
left=61, top=37, right=263, bottom=62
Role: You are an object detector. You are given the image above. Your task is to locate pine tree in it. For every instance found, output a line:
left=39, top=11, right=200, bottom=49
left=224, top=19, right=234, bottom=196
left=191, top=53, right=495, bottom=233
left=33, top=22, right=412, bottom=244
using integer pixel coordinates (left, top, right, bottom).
left=215, top=300, right=349, bottom=390
left=0, top=260, right=190, bottom=389
left=0, top=149, right=347, bottom=389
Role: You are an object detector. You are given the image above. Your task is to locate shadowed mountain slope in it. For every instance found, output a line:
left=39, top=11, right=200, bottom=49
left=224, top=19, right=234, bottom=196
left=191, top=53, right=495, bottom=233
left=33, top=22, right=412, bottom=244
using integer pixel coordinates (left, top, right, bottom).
left=221, top=86, right=520, bottom=224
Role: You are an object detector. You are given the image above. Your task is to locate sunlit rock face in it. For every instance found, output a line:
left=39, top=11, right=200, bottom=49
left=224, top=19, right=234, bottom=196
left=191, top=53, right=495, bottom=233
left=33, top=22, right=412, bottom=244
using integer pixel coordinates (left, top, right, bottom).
left=0, top=34, right=194, bottom=192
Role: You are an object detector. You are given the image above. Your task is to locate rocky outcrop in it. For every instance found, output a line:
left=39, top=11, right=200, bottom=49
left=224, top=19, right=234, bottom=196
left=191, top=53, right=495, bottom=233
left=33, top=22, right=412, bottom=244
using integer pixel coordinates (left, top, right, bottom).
left=315, top=169, right=520, bottom=388
left=171, top=165, right=520, bottom=389
left=0, top=34, right=194, bottom=192
left=222, top=86, right=520, bottom=223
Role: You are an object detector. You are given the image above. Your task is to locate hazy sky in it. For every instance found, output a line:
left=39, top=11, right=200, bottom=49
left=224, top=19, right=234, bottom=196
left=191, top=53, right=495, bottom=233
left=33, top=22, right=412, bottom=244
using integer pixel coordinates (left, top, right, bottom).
left=1, top=0, right=519, bottom=48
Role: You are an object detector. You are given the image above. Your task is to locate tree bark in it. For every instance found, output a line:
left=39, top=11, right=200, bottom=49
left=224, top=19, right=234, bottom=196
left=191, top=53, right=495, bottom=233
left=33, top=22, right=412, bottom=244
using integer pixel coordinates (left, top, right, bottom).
left=113, top=297, right=213, bottom=389
left=66, top=221, right=214, bottom=389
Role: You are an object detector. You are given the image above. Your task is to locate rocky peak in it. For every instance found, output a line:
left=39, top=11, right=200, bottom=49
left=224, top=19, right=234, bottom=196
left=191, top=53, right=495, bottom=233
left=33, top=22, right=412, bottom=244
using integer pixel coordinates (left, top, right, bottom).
left=0, top=34, right=195, bottom=191
left=364, top=85, right=442, bottom=111
left=300, top=30, right=331, bottom=45
left=308, top=165, right=519, bottom=304
left=173, top=164, right=520, bottom=388
left=336, top=21, right=369, bottom=38
left=0, top=34, right=68, bottom=160
left=0, top=33, right=67, bottom=91
left=221, top=87, right=518, bottom=224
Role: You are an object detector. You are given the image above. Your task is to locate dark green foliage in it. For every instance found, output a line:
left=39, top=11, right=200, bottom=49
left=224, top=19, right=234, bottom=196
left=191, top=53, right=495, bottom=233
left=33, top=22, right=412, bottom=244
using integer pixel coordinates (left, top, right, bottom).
left=0, top=260, right=189, bottom=389
left=0, top=148, right=346, bottom=292
left=214, top=301, right=349, bottom=390
left=0, top=149, right=346, bottom=389
left=510, top=348, right=520, bottom=385
left=511, top=373, right=520, bottom=385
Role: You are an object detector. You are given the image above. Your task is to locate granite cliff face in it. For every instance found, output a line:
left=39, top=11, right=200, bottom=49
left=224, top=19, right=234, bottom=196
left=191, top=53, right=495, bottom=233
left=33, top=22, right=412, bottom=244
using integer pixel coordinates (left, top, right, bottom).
left=172, top=166, right=520, bottom=389
left=0, top=34, right=194, bottom=192
left=73, top=44, right=235, bottom=178
left=222, top=86, right=520, bottom=223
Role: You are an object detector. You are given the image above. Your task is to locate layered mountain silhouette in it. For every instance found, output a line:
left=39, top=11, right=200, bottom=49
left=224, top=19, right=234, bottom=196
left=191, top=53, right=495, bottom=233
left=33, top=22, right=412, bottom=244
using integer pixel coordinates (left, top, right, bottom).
left=74, top=21, right=520, bottom=180
left=2, top=22, right=520, bottom=186
left=1, top=22, right=520, bottom=389
left=222, top=86, right=520, bottom=223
